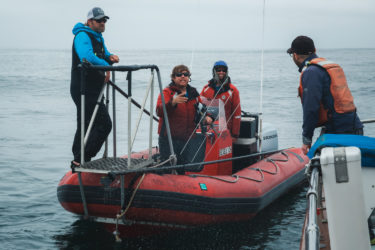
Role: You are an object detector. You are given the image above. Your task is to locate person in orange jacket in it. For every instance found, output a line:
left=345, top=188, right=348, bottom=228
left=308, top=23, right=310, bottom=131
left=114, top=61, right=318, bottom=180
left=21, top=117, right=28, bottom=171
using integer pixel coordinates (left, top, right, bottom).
left=156, top=65, right=212, bottom=168
left=287, top=36, right=363, bottom=155
left=200, top=61, right=241, bottom=142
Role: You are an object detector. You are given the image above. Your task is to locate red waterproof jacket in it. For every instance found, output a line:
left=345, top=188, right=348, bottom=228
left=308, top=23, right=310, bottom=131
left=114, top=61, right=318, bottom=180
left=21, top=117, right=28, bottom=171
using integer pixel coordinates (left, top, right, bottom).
left=156, top=83, right=200, bottom=140
left=200, top=78, right=241, bottom=137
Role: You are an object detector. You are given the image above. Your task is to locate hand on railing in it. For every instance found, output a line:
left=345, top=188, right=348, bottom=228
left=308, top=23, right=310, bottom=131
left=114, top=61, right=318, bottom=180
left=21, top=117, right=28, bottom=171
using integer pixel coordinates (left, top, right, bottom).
left=302, top=143, right=311, bottom=155
left=109, top=55, right=120, bottom=63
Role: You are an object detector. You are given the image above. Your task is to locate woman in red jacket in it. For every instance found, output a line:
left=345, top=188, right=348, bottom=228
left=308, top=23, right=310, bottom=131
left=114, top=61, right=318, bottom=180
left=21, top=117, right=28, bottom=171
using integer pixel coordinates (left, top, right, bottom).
left=201, top=61, right=241, bottom=141
left=156, top=65, right=211, bottom=169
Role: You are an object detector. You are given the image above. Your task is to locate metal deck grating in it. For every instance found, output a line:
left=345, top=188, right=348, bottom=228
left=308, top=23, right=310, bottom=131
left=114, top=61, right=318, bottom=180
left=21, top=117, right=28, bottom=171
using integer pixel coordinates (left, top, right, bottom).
left=73, top=157, right=154, bottom=174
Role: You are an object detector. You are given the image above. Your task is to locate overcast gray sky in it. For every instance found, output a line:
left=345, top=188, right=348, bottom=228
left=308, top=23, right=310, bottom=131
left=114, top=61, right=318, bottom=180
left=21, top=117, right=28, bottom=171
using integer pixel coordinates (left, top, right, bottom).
left=1, top=0, right=374, bottom=51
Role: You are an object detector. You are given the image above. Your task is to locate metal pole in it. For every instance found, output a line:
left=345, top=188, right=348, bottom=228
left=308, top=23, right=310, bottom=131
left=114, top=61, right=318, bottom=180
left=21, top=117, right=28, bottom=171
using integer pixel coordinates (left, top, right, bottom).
left=77, top=172, right=89, bottom=218
left=127, top=71, right=132, bottom=167
left=112, top=74, right=117, bottom=158
left=104, top=79, right=110, bottom=158
left=362, top=119, right=375, bottom=124
left=120, top=175, right=125, bottom=208
left=80, top=68, right=86, bottom=166
left=149, top=70, right=154, bottom=157
left=83, top=82, right=106, bottom=146
left=306, top=166, right=320, bottom=250
left=258, top=117, right=263, bottom=154
left=155, top=69, right=176, bottom=164
left=107, top=80, right=158, bottom=122
left=257, top=0, right=266, bottom=154
left=78, top=65, right=88, bottom=218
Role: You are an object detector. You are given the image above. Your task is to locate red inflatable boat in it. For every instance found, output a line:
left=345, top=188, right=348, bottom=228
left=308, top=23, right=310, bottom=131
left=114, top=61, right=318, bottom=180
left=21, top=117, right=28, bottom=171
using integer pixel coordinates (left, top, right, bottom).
left=58, top=65, right=309, bottom=238
left=58, top=144, right=308, bottom=237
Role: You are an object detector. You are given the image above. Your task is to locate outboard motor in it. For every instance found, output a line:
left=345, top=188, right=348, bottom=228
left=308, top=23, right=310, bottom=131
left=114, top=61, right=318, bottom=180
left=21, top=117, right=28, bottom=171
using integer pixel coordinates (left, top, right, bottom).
left=261, top=122, right=278, bottom=152
left=232, top=112, right=278, bottom=172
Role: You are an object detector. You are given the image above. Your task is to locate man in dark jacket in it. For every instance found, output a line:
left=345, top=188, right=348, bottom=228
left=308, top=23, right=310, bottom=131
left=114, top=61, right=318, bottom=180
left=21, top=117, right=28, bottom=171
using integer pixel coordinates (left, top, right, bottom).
left=70, top=7, right=120, bottom=166
left=287, top=35, right=363, bottom=154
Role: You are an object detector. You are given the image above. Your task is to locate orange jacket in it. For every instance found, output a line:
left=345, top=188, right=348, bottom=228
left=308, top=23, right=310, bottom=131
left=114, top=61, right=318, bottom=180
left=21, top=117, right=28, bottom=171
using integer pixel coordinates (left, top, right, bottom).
left=299, top=58, right=356, bottom=126
left=201, top=81, right=241, bottom=137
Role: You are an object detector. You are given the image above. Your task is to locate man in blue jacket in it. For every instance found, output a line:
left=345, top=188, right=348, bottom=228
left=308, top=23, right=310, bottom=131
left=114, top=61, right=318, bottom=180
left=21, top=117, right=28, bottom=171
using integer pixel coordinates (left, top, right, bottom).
left=70, top=7, right=120, bottom=167
left=287, top=36, right=363, bottom=154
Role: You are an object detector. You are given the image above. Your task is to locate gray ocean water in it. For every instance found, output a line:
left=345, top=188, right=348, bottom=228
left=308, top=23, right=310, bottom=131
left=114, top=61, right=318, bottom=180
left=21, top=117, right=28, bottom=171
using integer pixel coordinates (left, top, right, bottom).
left=0, top=48, right=374, bottom=249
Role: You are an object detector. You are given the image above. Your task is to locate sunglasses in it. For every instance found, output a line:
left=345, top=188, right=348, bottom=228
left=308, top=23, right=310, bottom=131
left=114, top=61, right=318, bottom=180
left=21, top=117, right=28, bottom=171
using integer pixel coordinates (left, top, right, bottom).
left=175, top=72, right=190, bottom=77
left=94, top=18, right=107, bottom=24
left=216, top=69, right=227, bottom=73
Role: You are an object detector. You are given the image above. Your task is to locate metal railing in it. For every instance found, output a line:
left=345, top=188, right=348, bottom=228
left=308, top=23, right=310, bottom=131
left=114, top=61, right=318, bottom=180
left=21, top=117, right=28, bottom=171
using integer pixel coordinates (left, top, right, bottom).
left=79, top=63, right=176, bottom=166
left=76, top=62, right=176, bottom=217
left=304, top=155, right=322, bottom=250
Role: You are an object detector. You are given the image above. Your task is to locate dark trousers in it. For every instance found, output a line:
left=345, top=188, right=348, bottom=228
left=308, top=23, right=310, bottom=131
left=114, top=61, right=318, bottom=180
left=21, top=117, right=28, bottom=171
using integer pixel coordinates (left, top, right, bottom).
left=158, top=135, right=206, bottom=172
left=71, top=94, right=112, bottom=163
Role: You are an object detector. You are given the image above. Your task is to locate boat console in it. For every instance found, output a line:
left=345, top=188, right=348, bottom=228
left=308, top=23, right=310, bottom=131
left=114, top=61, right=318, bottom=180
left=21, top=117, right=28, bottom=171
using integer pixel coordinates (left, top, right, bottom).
left=233, top=112, right=278, bottom=172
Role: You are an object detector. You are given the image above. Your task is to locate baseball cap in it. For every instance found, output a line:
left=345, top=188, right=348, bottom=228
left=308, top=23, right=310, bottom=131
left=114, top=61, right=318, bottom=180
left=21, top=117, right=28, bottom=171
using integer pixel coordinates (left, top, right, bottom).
left=287, top=36, right=315, bottom=55
left=87, top=7, right=109, bottom=20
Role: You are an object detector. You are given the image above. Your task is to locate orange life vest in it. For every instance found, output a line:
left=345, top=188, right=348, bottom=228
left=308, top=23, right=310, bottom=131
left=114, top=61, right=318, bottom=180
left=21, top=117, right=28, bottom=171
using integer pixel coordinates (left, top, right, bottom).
left=298, top=58, right=356, bottom=126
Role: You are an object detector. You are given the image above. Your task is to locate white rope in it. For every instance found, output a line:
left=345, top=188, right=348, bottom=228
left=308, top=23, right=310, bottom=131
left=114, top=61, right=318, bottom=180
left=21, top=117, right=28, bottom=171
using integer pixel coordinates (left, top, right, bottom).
left=114, top=173, right=146, bottom=242
left=150, top=157, right=173, bottom=168
left=130, top=74, right=154, bottom=149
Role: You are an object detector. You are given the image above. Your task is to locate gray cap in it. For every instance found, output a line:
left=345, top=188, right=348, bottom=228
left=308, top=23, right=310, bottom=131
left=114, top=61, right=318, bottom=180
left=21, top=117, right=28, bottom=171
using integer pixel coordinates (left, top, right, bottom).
left=87, top=7, right=109, bottom=20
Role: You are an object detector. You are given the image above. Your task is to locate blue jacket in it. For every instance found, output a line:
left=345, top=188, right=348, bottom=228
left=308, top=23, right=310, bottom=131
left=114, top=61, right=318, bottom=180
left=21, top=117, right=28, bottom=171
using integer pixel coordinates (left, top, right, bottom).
left=72, top=23, right=111, bottom=66
left=298, top=54, right=363, bottom=144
